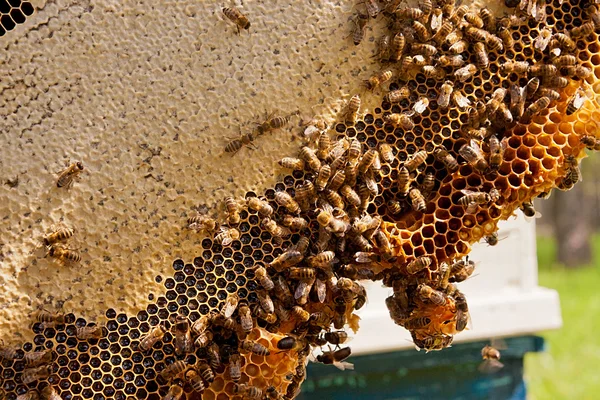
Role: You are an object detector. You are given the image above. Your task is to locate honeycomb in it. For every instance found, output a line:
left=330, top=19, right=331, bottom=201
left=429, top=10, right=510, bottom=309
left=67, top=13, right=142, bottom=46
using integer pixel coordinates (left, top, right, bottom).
left=0, top=0, right=34, bottom=36
left=2, top=0, right=600, bottom=399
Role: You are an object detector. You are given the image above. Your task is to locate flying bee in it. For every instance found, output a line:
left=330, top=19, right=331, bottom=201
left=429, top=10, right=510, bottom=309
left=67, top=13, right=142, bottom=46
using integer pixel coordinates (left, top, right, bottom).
left=453, top=91, right=472, bottom=109
left=299, top=146, right=321, bottom=171
left=214, top=226, right=240, bottom=246
left=221, top=293, right=239, bottom=318
left=406, top=256, right=432, bottom=274
left=24, top=349, right=53, bottom=368
left=413, top=97, right=429, bottom=114
left=41, top=225, right=74, bottom=248
left=417, top=284, right=446, bottom=306
left=459, top=139, right=488, bottom=173
left=500, top=60, right=529, bottom=75
left=274, top=191, right=300, bottom=214
left=450, top=257, right=476, bottom=282
left=351, top=12, right=369, bottom=46
left=553, top=32, right=576, bottom=50
left=56, top=161, right=84, bottom=189
left=389, top=32, right=406, bottom=62
left=521, top=96, right=551, bottom=123
left=581, top=135, right=600, bottom=151
left=316, top=347, right=353, bottom=370
left=404, top=317, right=431, bottom=330
left=437, top=81, right=453, bottom=108
left=409, top=188, right=426, bottom=212
left=187, top=213, right=218, bottom=233
left=479, top=345, right=504, bottom=373
left=404, top=150, right=427, bottom=172
left=384, top=87, right=410, bottom=103
left=278, top=157, right=305, bottom=171
left=449, top=40, right=468, bottom=54
left=139, top=324, right=166, bottom=353
left=172, top=315, right=193, bottom=356
left=222, top=7, right=250, bottom=33
left=240, top=339, right=271, bottom=356
left=510, top=84, right=526, bottom=119
left=224, top=196, right=242, bottom=225
left=489, top=135, right=507, bottom=171
left=434, top=146, right=459, bottom=173
left=567, top=88, right=588, bottom=115
left=76, top=325, right=104, bottom=340
left=454, top=64, right=477, bottom=82
left=46, top=244, right=80, bottom=267
left=185, top=369, right=206, bottom=393
left=234, top=384, right=263, bottom=399
left=34, top=310, right=68, bottom=328
left=364, top=70, right=393, bottom=91
left=246, top=197, right=274, bottom=217
left=21, top=365, right=52, bottom=385
left=270, top=249, right=304, bottom=272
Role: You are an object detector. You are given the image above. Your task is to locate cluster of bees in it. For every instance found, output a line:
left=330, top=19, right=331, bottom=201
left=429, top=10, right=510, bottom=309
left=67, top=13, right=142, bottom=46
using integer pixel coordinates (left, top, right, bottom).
left=2, top=0, right=600, bottom=399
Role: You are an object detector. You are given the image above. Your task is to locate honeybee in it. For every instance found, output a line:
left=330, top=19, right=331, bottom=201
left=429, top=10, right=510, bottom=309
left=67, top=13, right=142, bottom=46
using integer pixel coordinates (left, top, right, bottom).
left=76, top=324, right=104, bottom=340
left=46, top=244, right=80, bottom=267
left=33, top=310, right=67, bottom=328
left=421, top=65, right=445, bottom=79
left=222, top=7, right=250, bottom=33
left=389, top=32, right=406, bottom=62
left=403, top=150, right=427, bottom=173
left=581, top=135, right=600, bottom=151
left=470, top=42, right=488, bottom=69
left=397, top=7, right=423, bottom=20
left=449, top=4, right=468, bottom=25
left=420, top=172, right=435, bottom=199
left=292, top=305, right=310, bottom=322
left=207, top=342, right=222, bottom=370
left=417, top=284, right=445, bottom=306
left=496, top=103, right=513, bottom=124
left=21, top=365, right=52, bottom=385
left=313, top=277, right=327, bottom=303
left=337, top=185, right=359, bottom=208
left=364, top=70, right=393, bottom=91
left=497, top=28, right=514, bottom=49
left=273, top=191, right=300, bottom=214
left=40, top=386, right=61, bottom=400
left=257, top=290, right=274, bottom=314
left=246, top=197, right=273, bottom=217
left=377, top=143, right=394, bottom=164
left=409, top=188, right=426, bottom=212
left=172, top=315, right=193, bottom=356
left=351, top=12, right=369, bottom=46
left=41, top=225, right=74, bottom=248
left=0, top=340, right=18, bottom=361
left=500, top=60, right=529, bottom=75
left=561, top=155, right=581, bottom=189
left=315, top=165, right=331, bottom=192
left=324, top=188, right=345, bottom=210
left=191, top=314, right=211, bottom=336
left=387, top=199, right=403, bottom=215
left=187, top=213, right=218, bottom=233
left=479, top=7, right=495, bottom=31
left=196, top=361, right=215, bottom=383
left=317, top=208, right=348, bottom=236
left=384, top=87, right=410, bottom=104
left=479, top=345, right=504, bottom=373
left=404, top=317, right=431, bottom=330
left=449, top=40, right=468, bottom=54
left=56, top=161, right=84, bottom=189
left=263, top=218, right=291, bottom=238
left=436, top=81, right=454, bottom=108
left=529, top=64, right=557, bottom=77
left=552, top=54, right=577, bottom=67
left=16, top=389, right=40, bottom=400
left=294, top=276, right=315, bottom=305
left=450, top=257, right=476, bottom=283
left=416, top=335, right=454, bottom=352
left=434, top=146, right=459, bottom=173
left=185, top=369, right=206, bottom=393
left=545, top=75, right=569, bottom=88
left=453, top=91, right=472, bottom=109
left=316, top=347, right=353, bottom=370
left=138, top=324, right=166, bottom=353
left=459, top=139, right=488, bottom=173
left=289, top=267, right=316, bottom=281
left=221, top=293, right=239, bottom=318
left=163, top=383, right=184, bottom=400
left=485, top=33, right=504, bottom=51
left=454, top=64, right=477, bottom=82
left=533, top=27, right=552, bottom=51
left=270, top=249, right=304, bottom=271
left=509, top=84, right=526, bottom=119
left=431, top=19, right=453, bottom=43
left=524, top=77, right=540, bottom=100
left=488, top=135, right=507, bottom=171
left=214, top=226, right=240, bottom=246
left=347, top=138, right=362, bottom=166
left=234, top=302, right=252, bottom=334
left=553, top=32, right=576, bottom=50
left=234, top=384, right=263, bottom=399
left=459, top=189, right=500, bottom=214
left=565, top=64, right=592, bottom=79
left=278, top=157, right=305, bottom=171
left=294, top=235, right=310, bottom=255
left=567, top=88, right=588, bottom=116
left=224, top=196, right=241, bottom=225
left=24, top=349, right=53, bottom=368
left=299, top=146, right=321, bottom=171
left=406, top=256, right=432, bottom=274
left=363, top=0, right=380, bottom=18
left=384, top=112, right=414, bottom=130
left=225, top=131, right=256, bottom=154
left=240, top=339, right=270, bottom=356
left=308, top=250, right=337, bottom=269
left=250, top=266, right=273, bottom=292
left=345, top=94, right=361, bottom=125
left=357, top=149, right=376, bottom=174
left=412, top=42, right=437, bottom=57
left=521, top=96, right=551, bottom=123
left=409, top=97, right=429, bottom=115
left=386, top=295, right=409, bottom=325
left=226, top=353, right=241, bottom=382
left=194, top=330, right=214, bottom=349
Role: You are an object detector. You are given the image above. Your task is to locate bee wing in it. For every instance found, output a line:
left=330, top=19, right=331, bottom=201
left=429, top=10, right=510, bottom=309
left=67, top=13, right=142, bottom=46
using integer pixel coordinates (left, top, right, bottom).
left=430, top=12, right=443, bottom=31
left=478, top=359, right=504, bottom=374
left=465, top=202, right=478, bottom=215
left=413, top=99, right=428, bottom=114
left=469, top=139, right=485, bottom=157
left=524, top=211, right=543, bottom=221
left=490, top=338, right=508, bottom=350
left=354, top=252, right=374, bottom=263
left=500, top=137, right=509, bottom=151
left=452, top=92, right=471, bottom=109
left=314, top=279, right=327, bottom=303
left=333, top=361, right=355, bottom=371
left=460, top=189, right=478, bottom=196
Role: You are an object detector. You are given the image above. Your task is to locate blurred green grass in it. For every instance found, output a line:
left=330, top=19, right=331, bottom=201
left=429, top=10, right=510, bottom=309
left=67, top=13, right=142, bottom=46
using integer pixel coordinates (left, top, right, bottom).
left=525, top=235, right=600, bottom=400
